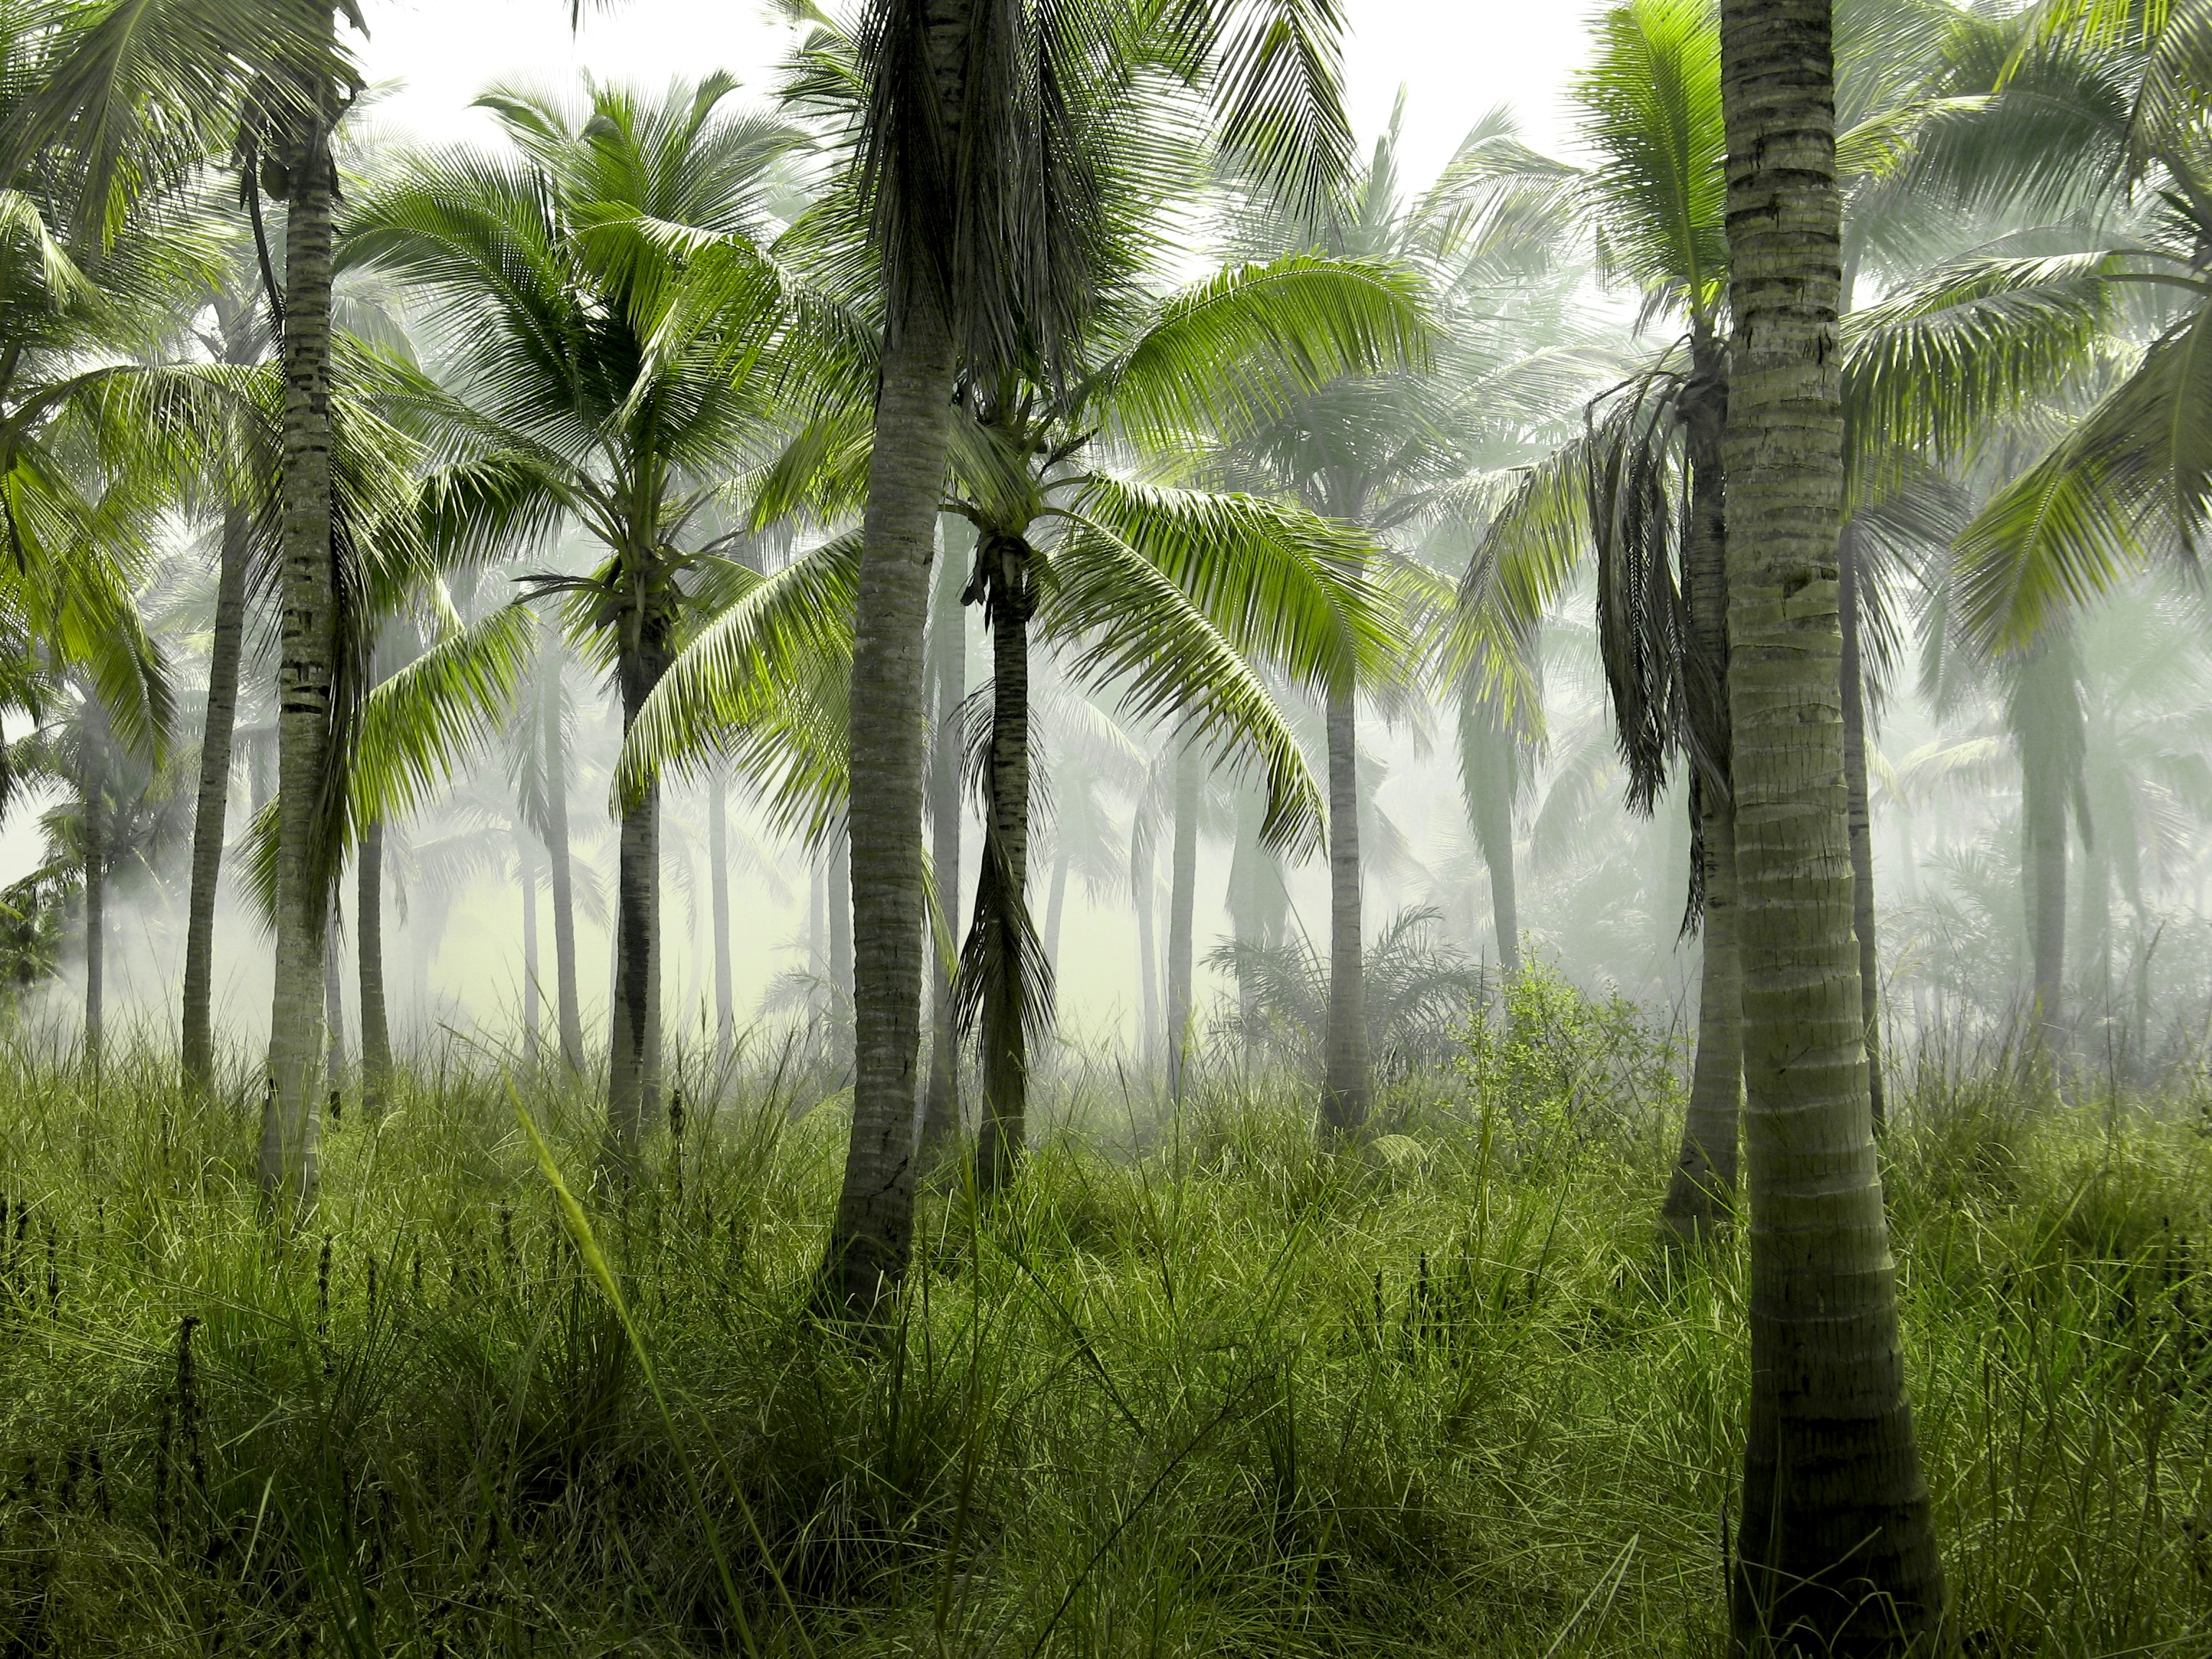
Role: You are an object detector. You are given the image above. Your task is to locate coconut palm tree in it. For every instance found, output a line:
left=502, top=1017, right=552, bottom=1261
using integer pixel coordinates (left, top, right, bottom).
left=792, top=0, right=1362, bottom=1310
left=1213, top=107, right=1599, bottom=1140
left=1716, top=0, right=1946, bottom=1642
left=339, top=74, right=809, bottom=1162
left=628, top=244, right=1423, bottom=1191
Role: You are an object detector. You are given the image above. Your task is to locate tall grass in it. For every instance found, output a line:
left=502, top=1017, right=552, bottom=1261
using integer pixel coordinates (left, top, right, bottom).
left=1, top=981, right=2208, bottom=1655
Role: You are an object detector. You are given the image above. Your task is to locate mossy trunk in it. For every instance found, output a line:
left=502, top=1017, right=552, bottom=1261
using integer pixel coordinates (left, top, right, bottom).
left=182, top=504, right=250, bottom=1092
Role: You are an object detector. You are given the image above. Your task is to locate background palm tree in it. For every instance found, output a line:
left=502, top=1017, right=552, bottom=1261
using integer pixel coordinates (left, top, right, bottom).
left=341, top=74, right=806, bottom=1161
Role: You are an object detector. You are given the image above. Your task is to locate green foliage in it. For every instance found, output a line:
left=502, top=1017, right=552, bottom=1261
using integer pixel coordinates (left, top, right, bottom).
left=1453, top=954, right=1686, bottom=1166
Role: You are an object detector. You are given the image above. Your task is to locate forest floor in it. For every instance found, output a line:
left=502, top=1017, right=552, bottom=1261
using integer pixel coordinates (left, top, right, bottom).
left=1, top=989, right=2210, bottom=1655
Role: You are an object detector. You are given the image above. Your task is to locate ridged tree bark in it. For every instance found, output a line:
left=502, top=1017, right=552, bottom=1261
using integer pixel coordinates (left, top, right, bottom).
left=182, top=503, right=250, bottom=1091
left=1663, top=344, right=1740, bottom=1239
left=259, top=72, right=339, bottom=1220
left=971, top=534, right=1035, bottom=1193
left=359, top=823, right=391, bottom=1112
left=1839, top=521, right=1884, bottom=1127
left=707, top=769, right=733, bottom=1066
left=823, top=288, right=958, bottom=1311
left=606, top=612, right=670, bottom=1166
left=1718, top=0, right=1947, bottom=1644
left=1164, top=739, right=1199, bottom=1101
left=539, top=650, right=584, bottom=1073
left=920, top=531, right=966, bottom=1159
left=1319, top=680, right=1370, bottom=1138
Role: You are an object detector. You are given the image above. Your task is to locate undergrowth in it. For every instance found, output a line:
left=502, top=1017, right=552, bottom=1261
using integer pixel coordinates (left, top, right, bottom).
left=1, top=984, right=2209, bottom=1655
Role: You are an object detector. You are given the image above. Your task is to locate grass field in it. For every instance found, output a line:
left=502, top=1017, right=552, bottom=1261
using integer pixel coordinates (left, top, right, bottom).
left=2, top=981, right=2209, bottom=1655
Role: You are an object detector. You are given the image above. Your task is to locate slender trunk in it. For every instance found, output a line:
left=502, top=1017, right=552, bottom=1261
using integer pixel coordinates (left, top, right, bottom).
left=1460, top=698, right=1520, bottom=976
left=606, top=625, right=667, bottom=1165
left=823, top=290, right=958, bottom=1313
left=1719, top=0, right=1947, bottom=1641
left=1664, top=808, right=1742, bottom=1235
left=540, top=650, right=584, bottom=1071
left=1320, top=682, right=1370, bottom=1138
left=2016, top=640, right=2077, bottom=1058
left=829, top=834, right=853, bottom=1019
left=261, top=91, right=339, bottom=1220
left=921, top=530, right=968, bottom=1158
left=520, top=842, right=541, bottom=1060
left=1133, top=825, right=1159, bottom=1066
left=1165, top=739, right=1199, bottom=1101
left=1840, top=521, right=1884, bottom=1128
left=82, top=741, right=104, bottom=1076
left=1042, top=841, right=1069, bottom=970
left=972, top=536, right=1036, bottom=1192
left=1663, top=349, right=1740, bottom=1238
left=708, top=770, right=733, bottom=1066
left=324, top=895, right=346, bottom=1089
left=183, top=504, right=251, bottom=1090
left=1226, top=786, right=1264, bottom=1054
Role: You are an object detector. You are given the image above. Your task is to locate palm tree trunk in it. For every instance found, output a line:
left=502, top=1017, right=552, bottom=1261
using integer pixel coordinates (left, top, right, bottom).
left=607, top=629, right=666, bottom=1165
left=81, top=738, right=104, bottom=1076
left=708, top=769, right=733, bottom=1066
left=823, top=289, right=958, bottom=1313
left=1165, top=739, right=1199, bottom=1101
left=1042, top=841, right=1069, bottom=969
left=2018, top=642, right=2074, bottom=1058
left=829, top=833, right=853, bottom=1017
left=1718, top=0, right=1947, bottom=1642
left=540, top=654, right=584, bottom=1073
left=520, top=842, right=541, bottom=1060
left=921, top=531, right=967, bottom=1159
left=1663, top=354, right=1740, bottom=1238
left=1460, top=698, right=1520, bottom=976
left=972, top=539, right=1035, bottom=1192
left=357, top=822, right=390, bottom=1110
left=1319, top=680, right=1370, bottom=1138
left=1133, top=824, right=1159, bottom=1065
left=261, top=97, right=339, bottom=1220
left=324, top=896, right=346, bottom=1090
left=183, top=503, right=249, bottom=1091
left=1840, top=521, right=1884, bottom=1128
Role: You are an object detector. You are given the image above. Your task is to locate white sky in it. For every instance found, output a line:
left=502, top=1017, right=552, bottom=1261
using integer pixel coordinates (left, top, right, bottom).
left=354, top=0, right=1594, bottom=181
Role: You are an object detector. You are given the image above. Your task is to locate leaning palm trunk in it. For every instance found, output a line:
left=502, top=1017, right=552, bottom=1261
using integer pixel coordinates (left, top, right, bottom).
left=920, top=535, right=966, bottom=1160
left=824, top=295, right=959, bottom=1312
left=183, top=504, right=250, bottom=1091
left=1319, top=680, right=1370, bottom=1138
left=968, top=534, right=1039, bottom=1193
left=607, top=626, right=668, bottom=1166
left=539, top=653, right=584, bottom=1072
left=1165, top=740, right=1199, bottom=1100
left=260, top=102, right=341, bottom=1220
left=1840, top=522, right=1884, bottom=1127
left=1663, top=360, right=1740, bottom=1239
left=359, top=823, right=392, bottom=1113
left=1718, top=0, right=1946, bottom=1643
